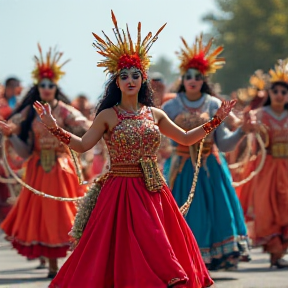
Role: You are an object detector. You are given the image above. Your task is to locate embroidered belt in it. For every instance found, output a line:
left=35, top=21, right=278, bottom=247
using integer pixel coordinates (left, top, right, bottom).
left=175, top=146, right=190, bottom=157
left=175, top=144, right=212, bottom=157
left=268, top=143, right=288, bottom=158
left=109, top=159, right=163, bottom=192
left=109, top=163, right=143, bottom=177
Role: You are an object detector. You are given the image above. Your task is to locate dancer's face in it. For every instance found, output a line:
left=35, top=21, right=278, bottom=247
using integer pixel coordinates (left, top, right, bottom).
left=183, top=69, right=204, bottom=93
left=38, top=78, right=57, bottom=102
left=269, top=84, right=288, bottom=108
left=117, top=68, right=142, bottom=97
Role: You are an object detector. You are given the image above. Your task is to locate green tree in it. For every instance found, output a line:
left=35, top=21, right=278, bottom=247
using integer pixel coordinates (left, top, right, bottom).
left=149, top=56, right=178, bottom=85
left=203, top=0, right=288, bottom=94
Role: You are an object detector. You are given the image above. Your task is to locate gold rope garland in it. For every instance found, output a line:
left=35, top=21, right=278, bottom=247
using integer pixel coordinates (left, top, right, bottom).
left=180, top=137, right=205, bottom=216
left=68, top=147, right=91, bottom=186
left=232, top=133, right=266, bottom=188
left=1, top=136, right=86, bottom=202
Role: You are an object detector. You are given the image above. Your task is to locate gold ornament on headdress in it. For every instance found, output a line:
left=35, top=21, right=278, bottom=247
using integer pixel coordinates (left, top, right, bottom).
left=32, top=44, right=70, bottom=84
left=269, top=59, right=288, bottom=83
left=237, top=87, right=257, bottom=103
left=92, top=10, right=166, bottom=80
left=177, top=34, right=225, bottom=75
left=249, top=69, right=269, bottom=90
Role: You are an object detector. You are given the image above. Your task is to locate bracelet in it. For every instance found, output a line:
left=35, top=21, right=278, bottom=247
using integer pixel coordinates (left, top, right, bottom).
left=202, top=115, right=222, bottom=135
left=47, top=125, right=71, bottom=145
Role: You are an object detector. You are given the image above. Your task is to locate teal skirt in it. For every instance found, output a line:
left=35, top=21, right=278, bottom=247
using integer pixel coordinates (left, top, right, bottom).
left=164, top=153, right=248, bottom=270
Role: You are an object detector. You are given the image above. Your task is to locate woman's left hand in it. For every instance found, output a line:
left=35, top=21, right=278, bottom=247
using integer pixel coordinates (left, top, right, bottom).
left=33, top=101, right=57, bottom=129
left=215, top=100, right=237, bottom=120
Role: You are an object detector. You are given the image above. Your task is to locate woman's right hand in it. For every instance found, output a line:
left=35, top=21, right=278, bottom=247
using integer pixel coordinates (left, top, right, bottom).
left=33, top=101, right=57, bottom=129
left=0, top=121, right=16, bottom=136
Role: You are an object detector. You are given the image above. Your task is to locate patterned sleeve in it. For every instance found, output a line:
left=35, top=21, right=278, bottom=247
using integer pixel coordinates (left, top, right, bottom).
left=61, top=104, right=91, bottom=137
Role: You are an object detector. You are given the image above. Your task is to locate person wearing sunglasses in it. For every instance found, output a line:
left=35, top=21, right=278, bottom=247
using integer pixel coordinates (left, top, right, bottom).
left=162, top=35, right=257, bottom=271
left=243, top=60, right=288, bottom=269
left=0, top=45, right=90, bottom=278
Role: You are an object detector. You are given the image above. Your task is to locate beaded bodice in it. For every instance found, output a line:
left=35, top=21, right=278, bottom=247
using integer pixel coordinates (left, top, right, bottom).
left=104, top=106, right=161, bottom=164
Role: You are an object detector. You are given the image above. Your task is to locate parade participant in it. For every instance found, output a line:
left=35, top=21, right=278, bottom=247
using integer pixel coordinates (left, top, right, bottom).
left=229, top=71, right=269, bottom=209
left=0, top=78, right=22, bottom=221
left=163, top=34, right=255, bottom=270
left=71, top=94, right=96, bottom=180
left=150, top=71, right=166, bottom=107
left=0, top=77, right=22, bottom=121
left=149, top=72, right=173, bottom=170
left=35, top=11, right=235, bottom=288
left=244, top=59, right=288, bottom=268
left=0, top=45, right=90, bottom=278
left=71, top=94, right=94, bottom=120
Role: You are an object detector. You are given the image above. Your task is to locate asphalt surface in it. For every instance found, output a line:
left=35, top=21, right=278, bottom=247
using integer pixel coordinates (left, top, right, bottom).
left=0, top=230, right=287, bottom=288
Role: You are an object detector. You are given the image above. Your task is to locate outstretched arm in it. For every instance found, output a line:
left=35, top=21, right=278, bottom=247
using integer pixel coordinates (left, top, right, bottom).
left=33, top=101, right=111, bottom=153
left=153, top=100, right=236, bottom=146
left=0, top=121, right=32, bottom=158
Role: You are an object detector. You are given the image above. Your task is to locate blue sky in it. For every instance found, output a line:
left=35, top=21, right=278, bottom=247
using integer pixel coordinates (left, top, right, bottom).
left=0, top=0, right=217, bottom=102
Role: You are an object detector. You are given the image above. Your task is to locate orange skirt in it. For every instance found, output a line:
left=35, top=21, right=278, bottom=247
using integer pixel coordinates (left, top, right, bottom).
left=1, top=153, right=85, bottom=258
left=245, top=155, right=288, bottom=253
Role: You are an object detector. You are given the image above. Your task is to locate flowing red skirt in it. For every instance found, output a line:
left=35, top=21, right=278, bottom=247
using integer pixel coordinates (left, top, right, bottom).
left=1, top=153, right=85, bottom=259
left=50, top=176, right=213, bottom=288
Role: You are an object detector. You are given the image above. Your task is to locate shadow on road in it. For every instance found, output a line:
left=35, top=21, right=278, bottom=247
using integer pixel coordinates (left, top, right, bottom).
left=0, top=267, right=45, bottom=275
left=236, top=267, right=288, bottom=273
left=0, top=277, right=48, bottom=284
left=213, top=277, right=238, bottom=282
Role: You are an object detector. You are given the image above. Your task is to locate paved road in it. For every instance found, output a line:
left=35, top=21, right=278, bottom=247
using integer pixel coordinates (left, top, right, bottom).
left=0, top=232, right=287, bottom=288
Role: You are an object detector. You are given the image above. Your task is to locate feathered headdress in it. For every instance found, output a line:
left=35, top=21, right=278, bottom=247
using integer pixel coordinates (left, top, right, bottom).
left=269, top=59, right=288, bottom=83
left=177, top=34, right=225, bottom=75
left=249, top=69, right=269, bottom=90
left=92, top=10, right=166, bottom=80
left=32, top=44, right=70, bottom=84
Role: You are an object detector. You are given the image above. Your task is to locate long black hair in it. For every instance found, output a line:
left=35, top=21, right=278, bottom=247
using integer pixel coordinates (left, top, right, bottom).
left=10, top=85, right=71, bottom=143
left=95, top=75, right=154, bottom=116
left=264, top=81, right=288, bottom=109
left=176, top=76, right=214, bottom=95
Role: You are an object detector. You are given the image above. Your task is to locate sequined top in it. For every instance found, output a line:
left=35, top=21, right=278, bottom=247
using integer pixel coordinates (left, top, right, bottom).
left=104, top=106, right=161, bottom=164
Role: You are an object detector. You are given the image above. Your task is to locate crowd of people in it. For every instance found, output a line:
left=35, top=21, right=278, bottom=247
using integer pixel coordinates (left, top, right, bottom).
left=0, top=10, right=287, bottom=288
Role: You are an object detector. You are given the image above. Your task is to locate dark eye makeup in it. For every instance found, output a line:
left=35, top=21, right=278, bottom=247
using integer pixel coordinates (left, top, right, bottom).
left=119, top=72, right=141, bottom=80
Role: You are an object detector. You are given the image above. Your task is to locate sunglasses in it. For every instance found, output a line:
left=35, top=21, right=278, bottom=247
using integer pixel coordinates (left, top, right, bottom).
left=272, top=89, right=287, bottom=96
left=184, top=74, right=204, bottom=81
left=39, top=83, right=56, bottom=89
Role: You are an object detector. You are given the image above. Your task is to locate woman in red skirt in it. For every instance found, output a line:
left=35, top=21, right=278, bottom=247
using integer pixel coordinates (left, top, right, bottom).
left=34, top=11, right=235, bottom=288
